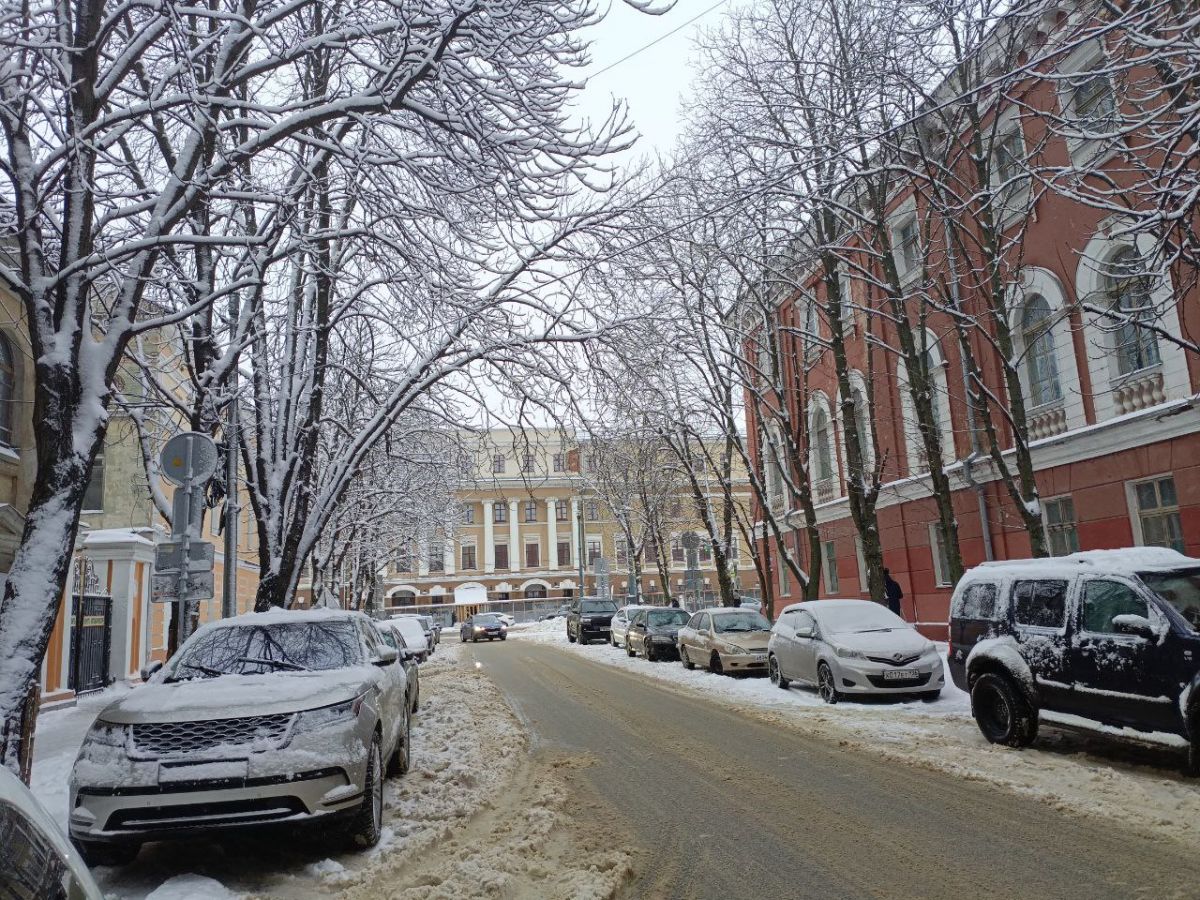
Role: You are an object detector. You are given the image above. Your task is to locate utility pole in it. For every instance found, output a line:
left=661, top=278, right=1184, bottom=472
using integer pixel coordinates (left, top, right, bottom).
left=576, top=498, right=586, bottom=598
left=221, top=351, right=240, bottom=618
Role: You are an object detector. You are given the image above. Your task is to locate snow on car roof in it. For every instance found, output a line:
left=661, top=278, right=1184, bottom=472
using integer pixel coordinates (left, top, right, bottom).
left=968, top=548, right=1198, bottom=580
left=777, top=599, right=875, bottom=616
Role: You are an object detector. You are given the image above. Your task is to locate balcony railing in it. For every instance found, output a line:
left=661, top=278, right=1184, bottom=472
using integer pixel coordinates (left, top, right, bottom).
left=1112, top=368, right=1165, bottom=416
left=1027, top=402, right=1068, bottom=441
left=815, top=478, right=836, bottom=504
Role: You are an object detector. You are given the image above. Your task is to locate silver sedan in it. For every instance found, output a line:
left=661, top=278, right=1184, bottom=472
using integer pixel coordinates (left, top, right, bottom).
left=767, top=600, right=945, bottom=703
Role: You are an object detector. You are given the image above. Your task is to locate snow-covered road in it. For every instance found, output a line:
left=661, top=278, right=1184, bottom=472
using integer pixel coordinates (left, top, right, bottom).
left=507, top=618, right=1200, bottom=849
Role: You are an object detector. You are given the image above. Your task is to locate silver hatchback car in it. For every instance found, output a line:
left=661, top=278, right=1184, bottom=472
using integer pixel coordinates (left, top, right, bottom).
left=768, top=600, right=945, bottom=702
left=68, top=608, right=411, bottom=866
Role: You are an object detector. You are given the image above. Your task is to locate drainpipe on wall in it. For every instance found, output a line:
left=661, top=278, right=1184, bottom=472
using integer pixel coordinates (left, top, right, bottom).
left=942, top=217, right=994, bottom=562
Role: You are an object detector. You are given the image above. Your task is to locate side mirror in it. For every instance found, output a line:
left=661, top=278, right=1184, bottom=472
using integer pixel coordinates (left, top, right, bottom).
left=140, top=660, right=164, bottom=682
left=795, top=626, right=814, bottom=639
left=373, top=647, right=399, bottom=667
left=1112, top=614, right=1155, bottom=640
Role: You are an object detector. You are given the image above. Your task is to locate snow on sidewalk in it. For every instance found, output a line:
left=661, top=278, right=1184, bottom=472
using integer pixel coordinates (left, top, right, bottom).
left=29, top=644, right=529, bottom=899
left=510, top=619, right=1200, bottom=849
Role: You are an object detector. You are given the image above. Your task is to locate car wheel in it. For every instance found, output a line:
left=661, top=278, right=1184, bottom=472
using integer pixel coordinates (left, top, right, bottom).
left=1187, top=739, right=1199, bottom=778
left=567, top=629, right=576, bottom=644
left=411, top=688, right=420, bottom=714
left=646, top=644, right=656, bottom=662
left=921, top=690, right=941, bottom=703
left=349, top=735, right=384, bottom=848
left=626, top=641, right=636, bottom=657
left=817, top=662, right=839, bottom=704
left=71, top=838, right=140, bottom=868
left=680, top=646, right=694, bottom=670
left=769, top=654, right=789, bottom=689
left=500, top=635, right=507, bottom=641
left=709, top=652, right=724, bottom=675
left=971, top=672, right=1038, bottom=748
left=387, top=712, right=411, bottom=778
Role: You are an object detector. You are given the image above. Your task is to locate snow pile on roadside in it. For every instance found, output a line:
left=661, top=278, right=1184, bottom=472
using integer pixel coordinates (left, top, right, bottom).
left=506, top=618, right=565, bottom=642
left=144, top=875, right=238, bottom=900
left=343, top=752, right=635, bottom=900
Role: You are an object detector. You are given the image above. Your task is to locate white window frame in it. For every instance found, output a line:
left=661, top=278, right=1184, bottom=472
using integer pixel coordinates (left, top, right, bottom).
left=1041, top=495, right=1080, bottom=557
left=990, top=113, right=1030, bottom=227
left=822, top=540, right=839, bottom=595
left=1058, top=39, right=1119, bottom=168
left=889, top=201, right=922, bottom=285
left=1125, top=473, right=1183, bottom=551
left=929, top=523, right=952, bottom=587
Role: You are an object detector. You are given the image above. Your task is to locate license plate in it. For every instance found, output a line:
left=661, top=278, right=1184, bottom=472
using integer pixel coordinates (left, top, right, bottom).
left=882, top=669, right=918, bottom=681
left=158, top=759, right=248, bottom=783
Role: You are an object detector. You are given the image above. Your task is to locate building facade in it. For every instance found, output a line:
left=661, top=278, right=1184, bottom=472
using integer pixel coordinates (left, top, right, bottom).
left=380, top=430, right=754, bottom=621
left=745, top=7, right=1200, bottom=635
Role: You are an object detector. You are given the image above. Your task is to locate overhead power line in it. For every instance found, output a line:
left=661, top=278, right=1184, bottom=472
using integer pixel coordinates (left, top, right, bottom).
left=589, top=0, right=730, bottom=79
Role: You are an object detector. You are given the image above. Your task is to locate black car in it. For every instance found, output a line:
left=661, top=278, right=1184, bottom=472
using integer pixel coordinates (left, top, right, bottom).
left=626, top=607, right=691, bottom=661
left=566, top=597, right=618, bottom=644
left=947, top=549, right=1200, bottom=774
left=461, top=613, right=508, bottom=643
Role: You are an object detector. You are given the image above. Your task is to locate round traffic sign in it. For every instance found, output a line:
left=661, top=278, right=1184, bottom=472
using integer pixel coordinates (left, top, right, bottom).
left=160, top=432, right=219, bottom=485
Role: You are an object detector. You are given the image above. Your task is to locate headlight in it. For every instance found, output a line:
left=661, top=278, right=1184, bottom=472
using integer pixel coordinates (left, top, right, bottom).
left=722, top=643, right=749, bottom=655
left=473, top=625, right=484, bottom=631
left=835, top=645, right=866, bottom=660
left=921, top=640, right=937, bottom=655
left=581, top=617, right=593, bottom=624
left=81, top=719, right=129, bottom=749
left=293, top=696, right=364, bottom=735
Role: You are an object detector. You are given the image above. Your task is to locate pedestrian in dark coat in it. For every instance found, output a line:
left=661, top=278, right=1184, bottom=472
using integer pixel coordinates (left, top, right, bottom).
left=883, top=568, right=904, bottom=619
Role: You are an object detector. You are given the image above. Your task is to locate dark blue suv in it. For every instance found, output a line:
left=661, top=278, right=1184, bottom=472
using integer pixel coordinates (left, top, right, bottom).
left=947, top=548, right=1200, bottom=775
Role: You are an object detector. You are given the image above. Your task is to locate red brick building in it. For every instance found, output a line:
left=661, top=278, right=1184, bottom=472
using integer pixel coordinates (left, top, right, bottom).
left=745, top=6, right=1200, bottom=636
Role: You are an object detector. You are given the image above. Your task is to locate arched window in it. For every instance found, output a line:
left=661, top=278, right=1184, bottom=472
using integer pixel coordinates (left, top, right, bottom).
left=1021, top=294, right=1062, bottom=407
left=812, top=408, right=833, bottom=481
left=897, top=333, right=954, bottom=475
left=1106, top=248, right=1160, bottom=376
left=851, top=385, right=873, bottom=471
left=525, top=585, right=547, bottom=600
left=0, top=333, right=14, bottom=446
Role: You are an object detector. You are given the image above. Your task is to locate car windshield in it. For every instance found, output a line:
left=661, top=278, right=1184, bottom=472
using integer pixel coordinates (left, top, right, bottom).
left=1139, top=568, right=1200, bottom=631
left=712, top=611, right=771, bottom=633
left=815, top=603, right=906, bottom=634
left=172, top=621, right=362, bottom=679
left=582, top=601, right=617, bottom=614
left=647, top=609, right=690, bottom=627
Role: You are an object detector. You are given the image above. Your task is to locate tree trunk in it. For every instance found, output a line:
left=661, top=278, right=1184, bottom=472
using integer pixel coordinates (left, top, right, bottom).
left=0, top=422, right=100, bottom=776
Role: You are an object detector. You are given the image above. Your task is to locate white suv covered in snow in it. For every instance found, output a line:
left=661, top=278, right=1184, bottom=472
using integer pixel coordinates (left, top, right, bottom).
left=68, top=608, right=412, bottom=866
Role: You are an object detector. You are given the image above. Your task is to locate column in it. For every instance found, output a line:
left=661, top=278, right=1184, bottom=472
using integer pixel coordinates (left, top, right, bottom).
left=443, top=534, right=455, bottom=576
left=509, top=499, right=520, bottom=573
left=483, top=500, right=495, bottom=573
left=547, top=498, right=559, bottom=568
left=417, top=535, right=429, bottom=577
left=570, top=497, right=581, bottom=573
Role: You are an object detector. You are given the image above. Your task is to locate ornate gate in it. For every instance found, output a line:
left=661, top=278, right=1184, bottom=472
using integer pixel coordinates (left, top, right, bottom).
left=69, top=558, right=112, bottom=695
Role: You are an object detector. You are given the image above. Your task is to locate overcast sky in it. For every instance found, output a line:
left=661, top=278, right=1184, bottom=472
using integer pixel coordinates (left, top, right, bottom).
left=577, top=1, right=729, bottom=162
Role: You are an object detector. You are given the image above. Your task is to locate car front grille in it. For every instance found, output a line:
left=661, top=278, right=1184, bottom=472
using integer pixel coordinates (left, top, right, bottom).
left=130, top=713, right=294, bottom=759
left=867, top=653, right=922, bottom=667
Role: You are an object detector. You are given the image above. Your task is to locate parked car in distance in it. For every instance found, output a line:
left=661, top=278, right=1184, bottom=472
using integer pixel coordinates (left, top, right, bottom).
left=378, top=626, right=422, bottom=714
left=493, top=613, right=516, bottom=627
left=1, top=764, right=103, bottom=899
left=769, top=600, right=944, bottom=703
left=69, top=609, right=411, bottom=866
left=678, top=607, right=773, bottom=675
left=539, top=605, right=570, bottom=621
left=610, top=605, right=653, bottom=648
left=386, top=616, right=431, bottom=662
left=461, top=613, right=508, bottom=642
left=948, top=548, right=1200, bottom=774
left=627, top=607, right=691, bottom=661
left=566, top=598, right=618, bottom=644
